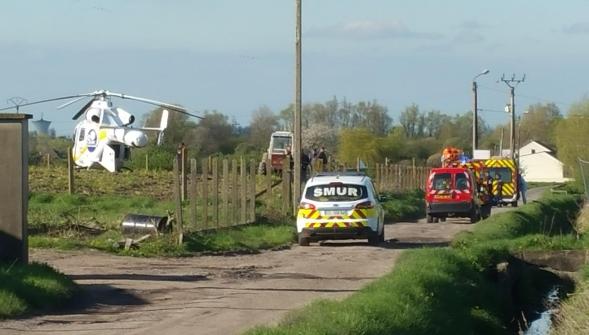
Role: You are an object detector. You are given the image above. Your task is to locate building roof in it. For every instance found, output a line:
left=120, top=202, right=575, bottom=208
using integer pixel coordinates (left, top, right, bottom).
left=520, top=140, right=556, bottom=153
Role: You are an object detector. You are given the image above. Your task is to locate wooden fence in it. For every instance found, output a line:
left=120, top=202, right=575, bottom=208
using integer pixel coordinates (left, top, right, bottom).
left=174, top=156, right=258, bottom=233
left=373, top=163, right=430, bottom=193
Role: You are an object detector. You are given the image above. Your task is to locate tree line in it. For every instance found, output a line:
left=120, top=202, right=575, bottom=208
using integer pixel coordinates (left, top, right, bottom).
left=31, top=95, right=589, bottom=184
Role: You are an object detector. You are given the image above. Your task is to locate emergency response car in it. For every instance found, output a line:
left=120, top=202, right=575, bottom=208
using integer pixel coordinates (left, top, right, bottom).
left=425, top=167, right=490, bottom=223
left=296, top=173, right=385, bottom=246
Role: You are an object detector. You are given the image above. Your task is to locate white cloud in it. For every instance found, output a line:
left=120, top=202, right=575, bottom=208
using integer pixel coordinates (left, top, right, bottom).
left=563, top=22, right=589, bottom=34
left=307, top=20, right=443, bottom=40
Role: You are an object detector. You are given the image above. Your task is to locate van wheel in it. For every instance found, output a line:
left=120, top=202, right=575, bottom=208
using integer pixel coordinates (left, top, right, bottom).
left=426, top=214, right=434, bottom=223
left=470, top=208, right=481, bottom=224
left=440, top=217, right=446, bottom=222
left=481, top=205, right=491, bottom=219
left=298, top=235, right=310, bottom=246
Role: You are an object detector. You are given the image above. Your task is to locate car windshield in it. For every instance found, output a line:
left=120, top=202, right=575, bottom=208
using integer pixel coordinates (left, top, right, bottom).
left=305, top=183, right=368, bottom=202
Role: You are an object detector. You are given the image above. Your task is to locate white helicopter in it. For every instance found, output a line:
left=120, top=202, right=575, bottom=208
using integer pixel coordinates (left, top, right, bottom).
left=0, top=90, right=202, bottom=172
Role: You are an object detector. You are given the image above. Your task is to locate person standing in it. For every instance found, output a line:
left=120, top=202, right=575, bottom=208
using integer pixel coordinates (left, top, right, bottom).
left=518, top=172, right=527, bottom=204
left=301, top=149, right=310, bottom=182
left=317, top=147, right=328, bottom=171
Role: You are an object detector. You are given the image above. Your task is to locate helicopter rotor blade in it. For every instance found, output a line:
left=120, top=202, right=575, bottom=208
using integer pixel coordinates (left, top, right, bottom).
left=57, top=96, right=89, bottom=110
left=108, top=92, right=204, bottom=119
left=72, top=98, right=96, bottom=120
left=0, top=95, right=88, bottom=112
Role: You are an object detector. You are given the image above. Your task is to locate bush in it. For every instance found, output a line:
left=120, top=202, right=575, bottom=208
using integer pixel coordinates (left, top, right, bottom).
left=128, top=145, right=175, bottom=171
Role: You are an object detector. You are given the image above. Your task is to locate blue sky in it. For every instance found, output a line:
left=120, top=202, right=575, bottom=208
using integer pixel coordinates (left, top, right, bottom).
left=1, top=0, right=589, bottom=135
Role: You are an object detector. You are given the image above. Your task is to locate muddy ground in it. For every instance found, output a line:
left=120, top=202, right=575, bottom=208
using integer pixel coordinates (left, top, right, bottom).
left=0, top=189, right=544, bottom=335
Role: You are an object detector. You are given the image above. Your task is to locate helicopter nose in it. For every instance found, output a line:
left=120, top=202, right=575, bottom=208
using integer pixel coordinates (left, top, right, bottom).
left=124, top=130, right=148, bottom=148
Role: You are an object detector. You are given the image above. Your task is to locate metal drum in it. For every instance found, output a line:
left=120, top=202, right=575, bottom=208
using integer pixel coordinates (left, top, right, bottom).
left=121, top=214, right=167, bottom=236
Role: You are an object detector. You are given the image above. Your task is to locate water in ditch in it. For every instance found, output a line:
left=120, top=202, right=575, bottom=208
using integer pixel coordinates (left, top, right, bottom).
left=523, top=287, right=560, bottom=335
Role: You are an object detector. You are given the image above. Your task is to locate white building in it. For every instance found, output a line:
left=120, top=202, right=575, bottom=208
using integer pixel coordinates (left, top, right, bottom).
left=518, top=141, right=568, bottom=183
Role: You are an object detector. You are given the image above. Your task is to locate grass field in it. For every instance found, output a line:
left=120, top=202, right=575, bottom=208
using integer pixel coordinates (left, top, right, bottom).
left=0, top=262, right=77, bottom=319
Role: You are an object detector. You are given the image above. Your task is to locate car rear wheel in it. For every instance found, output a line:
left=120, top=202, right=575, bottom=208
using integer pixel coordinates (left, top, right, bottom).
left=378, top=228, right=385, bottom=242
left=298, top=234, right=310, bottom=246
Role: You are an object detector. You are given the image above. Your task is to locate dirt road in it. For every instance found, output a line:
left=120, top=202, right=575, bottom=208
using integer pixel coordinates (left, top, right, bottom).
left=0, top=188, right=544, bottom=335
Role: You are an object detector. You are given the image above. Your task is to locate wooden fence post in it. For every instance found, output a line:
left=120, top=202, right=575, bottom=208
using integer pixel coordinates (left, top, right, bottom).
left=181, top=146, right=187, bottom=201
left=282, top=156, right=292, bottom=215
left=240, top=157, right=247, bottom=225
left=190, top=159, right=197, bottom=230
left=412, top=158, right=417, bottom=189
left=67, top=148, right=74, bottom=195
left=212, top=157, right=219, bottom=229
left=173, top=158, right=183, bottom=245
left=222, top=159, right=229, bottom=227
left=201, top=158, right=209, bottom=230
left=375, top=163, right=380, bottom=192
left=265, top=157, right=272, bottom=199
left=232, top=159, right=239, bottom=225
left=249, top=159, right=256, bottom=223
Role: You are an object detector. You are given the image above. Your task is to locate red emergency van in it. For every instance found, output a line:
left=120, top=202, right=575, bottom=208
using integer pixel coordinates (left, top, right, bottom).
left=425, top=167, right=490, bottom=223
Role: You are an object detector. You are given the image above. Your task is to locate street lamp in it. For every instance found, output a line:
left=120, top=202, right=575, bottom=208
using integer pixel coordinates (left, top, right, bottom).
left=472, top=69, right=490, bottom=155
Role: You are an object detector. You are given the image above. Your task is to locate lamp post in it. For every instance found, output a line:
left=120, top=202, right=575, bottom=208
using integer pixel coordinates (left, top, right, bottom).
left=472, top=69, right=490, bottom=155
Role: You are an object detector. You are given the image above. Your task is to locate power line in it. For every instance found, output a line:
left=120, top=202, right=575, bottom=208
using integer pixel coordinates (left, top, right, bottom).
left=477, top=84, right=573, bottom=110
left=499, top=73, right=525, bottom=160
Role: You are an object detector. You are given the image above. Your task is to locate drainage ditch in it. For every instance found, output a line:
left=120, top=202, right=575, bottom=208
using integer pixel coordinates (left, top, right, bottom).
left=498, top=251, right=584, bottom=334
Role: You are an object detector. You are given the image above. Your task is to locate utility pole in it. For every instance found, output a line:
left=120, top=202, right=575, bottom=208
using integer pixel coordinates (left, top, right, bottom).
left=472, top=69, right=489, bottom=155
left=499, top=74, right=525, bottom=160
left=293, top=0, right=302, bottom=209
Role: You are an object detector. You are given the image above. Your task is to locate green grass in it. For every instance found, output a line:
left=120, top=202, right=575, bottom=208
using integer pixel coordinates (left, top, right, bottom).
left=452, top=194, right=582, bottom=253
left=30, top=221, right=296, bottom=257
left=0, top=262, right=77, bottom=319
left=248, top=248, right=508, bottom=335
left=381, top=189, right=425, bottom=222
left=246, top=193, right=584, bottom=335
left=29, top=192, right=173, bottom=232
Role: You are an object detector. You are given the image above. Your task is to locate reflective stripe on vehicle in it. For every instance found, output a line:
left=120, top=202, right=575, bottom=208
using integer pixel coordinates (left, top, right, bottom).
left=297, top=208, right=374, bottom=220
left=304, top=221, right=368, bottom=228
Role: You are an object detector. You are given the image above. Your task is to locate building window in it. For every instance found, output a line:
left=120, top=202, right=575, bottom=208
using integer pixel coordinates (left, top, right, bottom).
left=531, top=149, right=536, bottom=154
